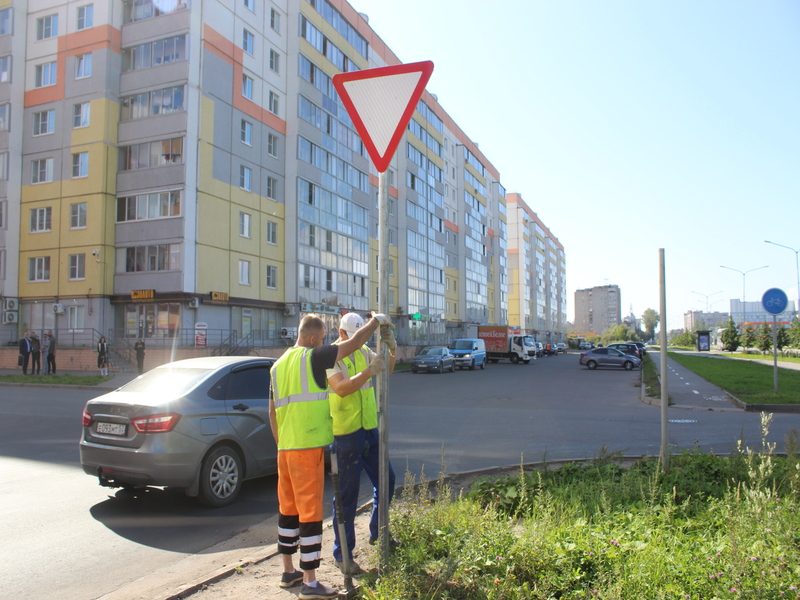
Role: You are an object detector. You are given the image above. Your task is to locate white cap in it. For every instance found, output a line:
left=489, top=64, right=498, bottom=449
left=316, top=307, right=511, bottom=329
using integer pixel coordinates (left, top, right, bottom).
left=340, top=312, right=365, bottom=334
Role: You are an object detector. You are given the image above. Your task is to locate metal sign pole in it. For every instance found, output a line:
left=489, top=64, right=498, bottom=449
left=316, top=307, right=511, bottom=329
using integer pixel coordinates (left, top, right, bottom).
left=659, top=249, right=669, bottom=472
left=773, top=314, right=778, bottom=394
left=376, top=171, right=391, bottom=572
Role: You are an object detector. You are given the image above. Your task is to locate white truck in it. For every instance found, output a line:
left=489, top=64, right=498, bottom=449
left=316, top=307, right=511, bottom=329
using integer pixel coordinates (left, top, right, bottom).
left=477, top=326, right=537, bottom=364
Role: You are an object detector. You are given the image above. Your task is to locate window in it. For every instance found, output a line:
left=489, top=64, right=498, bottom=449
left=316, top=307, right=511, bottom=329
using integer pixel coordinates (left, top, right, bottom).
left=30, top=207, right=52, bottom=232
left=0, top=55, right=10, bottom=83
left=266, top=176, right=277, bottom=200
left=325, top=230, right=333, bottom=252
left=70, top=202, right=87, bottom=229
left=35, top=61, right=57, bottom=87
left=243, top=0, right=254, bottom=11
left=266, top=265, right=277, bottom=289
left=267, top=133, right=278, bottom=157
left=266, top=220, right=277, bottom=244
left=77, top=5, right=93, bottom=30
left=122, top=35, right=187, bottom=71
left=118, top=137, right=183, bottom=170
left=120, top=85, right=185, bottom=120
left=0, top=152, right=6, bottom=180
left=124, top=244, right=180, bottom=272
left=242, top=29, right=254, bottom=54
left=239, top=212, right=250, bottom=237
left=239, top=260, right=250, bottom=285
left=69, top=254, right=85, bottom=280
left=269, top=48, right=279, bottom=73
left=75, top=53, right=92, bottom=78
left=242, top=74, right=253, bottom=100
left=270, top=8, right=280, bottom=32
left=0, top=104, right=8, bottom=131
left=268, top=91, right=279, bottom=115
left=326, top=269, right=333, bottom=291
left=31, top=158, right=54, bottom=184
left=240, top=119, right=252, bottom=145
left=239, top=165, right=251, bottom=191
left=72, top=152, right=89, bottom=178
left=36, top=15, right=58, bottom=40
left=73, top=102, right=90, bottom=128
left=130, top=0, right=188, bottom=22
left=0, top=8, right=12, bottom=35
left=33, top=110, right=55, bottom=136
left=0, top=201, right=5, bottom=228
left=29, top=257, right=50, bottom=282
left=116, top=190, right=182, bottom=222
left=68, top=305, right=84, bottom=330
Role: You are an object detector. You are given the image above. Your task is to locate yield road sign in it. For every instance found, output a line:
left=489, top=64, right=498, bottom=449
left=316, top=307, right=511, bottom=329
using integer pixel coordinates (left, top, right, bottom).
left=332, top=61, right=434, bottom=173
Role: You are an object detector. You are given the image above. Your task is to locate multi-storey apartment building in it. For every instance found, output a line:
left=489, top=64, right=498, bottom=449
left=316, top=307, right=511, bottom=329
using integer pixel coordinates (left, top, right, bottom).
left=574, top=284, right=621, bottom=336
left=505, top=193, right=566, bottom=341
left=0, top=0, right=539, bottom=351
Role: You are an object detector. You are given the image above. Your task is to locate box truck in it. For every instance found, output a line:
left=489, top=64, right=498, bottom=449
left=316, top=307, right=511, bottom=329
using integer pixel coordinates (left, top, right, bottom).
left=477, top=326, right=537, bottom=364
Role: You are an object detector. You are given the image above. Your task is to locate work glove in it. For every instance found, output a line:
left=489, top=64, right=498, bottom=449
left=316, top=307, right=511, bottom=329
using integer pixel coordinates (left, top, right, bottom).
left=380, top=324, right=397, bottom=352
left=368, top=354, right=386, bottom=375
left=372, top=313, right=393, bottom=326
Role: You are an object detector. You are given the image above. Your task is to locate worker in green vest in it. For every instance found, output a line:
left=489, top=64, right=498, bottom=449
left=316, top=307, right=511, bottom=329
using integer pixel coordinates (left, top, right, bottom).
left=269, top=312, right=391, bottom=600
left=326, top=313, right=397, bottom=574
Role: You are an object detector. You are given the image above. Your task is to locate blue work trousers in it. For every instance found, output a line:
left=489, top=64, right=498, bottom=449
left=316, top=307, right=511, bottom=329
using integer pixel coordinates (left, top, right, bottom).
left=331, top=427, right=395, bottom=562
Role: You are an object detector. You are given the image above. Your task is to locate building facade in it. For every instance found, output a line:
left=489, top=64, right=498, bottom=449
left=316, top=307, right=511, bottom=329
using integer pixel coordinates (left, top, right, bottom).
left=683, top=310, right=730, bottom=332
left=573, top=284, right=621, bottom=336
left=0, top=0, right=553, bottom=352
left=505, top=193, right=566, bottom=342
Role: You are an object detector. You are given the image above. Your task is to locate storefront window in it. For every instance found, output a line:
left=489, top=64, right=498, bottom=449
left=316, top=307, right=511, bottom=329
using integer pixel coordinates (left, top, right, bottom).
left=124, top=302, right=181, bottom=338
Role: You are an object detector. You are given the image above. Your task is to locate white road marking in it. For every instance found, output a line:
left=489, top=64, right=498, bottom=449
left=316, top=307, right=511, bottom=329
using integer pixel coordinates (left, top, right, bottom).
left=692, top=390, right=699, bottom=394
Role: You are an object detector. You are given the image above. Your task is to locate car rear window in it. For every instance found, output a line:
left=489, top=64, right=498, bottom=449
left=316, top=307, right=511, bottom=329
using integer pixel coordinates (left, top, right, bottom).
left=119, top=368, right=213, bottom=396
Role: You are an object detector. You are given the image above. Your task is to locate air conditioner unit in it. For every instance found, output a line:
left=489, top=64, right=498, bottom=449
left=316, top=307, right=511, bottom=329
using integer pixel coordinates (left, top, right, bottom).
left=3, top=311, right=18, bottom=324
left=283, top=305, right=297, bottom=316
left=3, top=298, right=18, bottom=312
left=188, top=297, right=200, bottom=309
left=53, top=303, right=66, bottom=314
left=280, top=327, right=297, bottom=340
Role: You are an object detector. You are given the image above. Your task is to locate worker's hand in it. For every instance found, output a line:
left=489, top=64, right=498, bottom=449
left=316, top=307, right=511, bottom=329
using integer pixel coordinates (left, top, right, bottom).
left=380, top=325, right=397, bottom=352
left=372, top=313, right=393, bottom=326
left=368, top=354, right=386, bottom=375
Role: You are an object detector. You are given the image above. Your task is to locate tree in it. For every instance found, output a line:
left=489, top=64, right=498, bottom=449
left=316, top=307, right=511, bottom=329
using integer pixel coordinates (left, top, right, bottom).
left=789, top=317, right=800, bottom=349
left=720, top=316, right=740, bottom=352
left=671, top=330, right=696, bottom=348
left=742, top=327, right=757, bottom=352
left=641, top=308, right=660, bottom=341
left=599, top=324, right=635, bottom=346
left=757, top=322, right=772, bottom=354
left=777, top=326, right=789, bottom=352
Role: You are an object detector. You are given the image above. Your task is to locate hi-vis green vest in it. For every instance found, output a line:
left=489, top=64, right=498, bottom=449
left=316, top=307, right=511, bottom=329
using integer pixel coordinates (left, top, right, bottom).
left=271, top=346, right=333, bottom=450
left=329, top=345, right=378, bottom=436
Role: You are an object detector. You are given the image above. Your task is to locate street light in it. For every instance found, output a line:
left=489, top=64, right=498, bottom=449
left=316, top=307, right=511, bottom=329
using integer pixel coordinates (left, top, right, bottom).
left=720, top=265, right=769, bottom=326
left=691, top=290, right=723, bottom=313
left=764, top=240, right=800, bottom=315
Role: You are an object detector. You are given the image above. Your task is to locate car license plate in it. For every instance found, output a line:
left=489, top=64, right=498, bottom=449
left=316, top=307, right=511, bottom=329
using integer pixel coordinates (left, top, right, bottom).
left=97, top=422, right=126, bottom=436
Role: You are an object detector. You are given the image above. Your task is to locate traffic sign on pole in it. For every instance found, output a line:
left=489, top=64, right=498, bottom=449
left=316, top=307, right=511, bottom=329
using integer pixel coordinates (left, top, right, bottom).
left=762, top=287, right=788, bottom=315
left=332, top=61, right=434, bottom=173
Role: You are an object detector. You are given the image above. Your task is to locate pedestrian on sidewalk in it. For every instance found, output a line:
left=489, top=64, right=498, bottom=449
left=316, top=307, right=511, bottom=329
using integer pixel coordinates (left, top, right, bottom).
left=41, top=333, right=51, bottom=375
left=46, top=330, right=57, bottom=375
left=134, top=338, right=146, bottom=375
left=19, top=331, right=31, bottom=375
left=268, top=313, right=391, bottom=600
left=326, top=312, right=397, bottom=575
left=30, top=332, right=41, bottom=375
left=97, top=337, right=109, bottom=376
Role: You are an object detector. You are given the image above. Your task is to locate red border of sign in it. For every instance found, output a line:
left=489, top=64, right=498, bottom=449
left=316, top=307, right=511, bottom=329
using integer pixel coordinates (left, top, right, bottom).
left=333, top=61, right=434, bottom=173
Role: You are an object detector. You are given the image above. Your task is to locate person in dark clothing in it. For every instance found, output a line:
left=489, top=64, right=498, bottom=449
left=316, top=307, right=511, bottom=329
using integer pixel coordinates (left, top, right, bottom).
left=134, top=338, right=146, bottom=375
left=97, top=337, right=109, bottom=376
left=30, top=332, right=41, bottom=375
left=46, top=330, right=57, bottom=375
left=19, top=332, right=32, bottom=375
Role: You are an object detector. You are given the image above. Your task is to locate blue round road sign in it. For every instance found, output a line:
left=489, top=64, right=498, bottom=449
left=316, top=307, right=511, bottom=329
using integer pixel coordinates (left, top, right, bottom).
left=761, top=288, right=788, bottom=315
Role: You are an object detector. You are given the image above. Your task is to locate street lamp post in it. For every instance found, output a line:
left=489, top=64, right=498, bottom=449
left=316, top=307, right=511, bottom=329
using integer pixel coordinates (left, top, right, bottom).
left=720, top=265, right=769, bottom=327
left=765, top=240, right=800, bottom=316
left=691, top=290, right=723, bottom=313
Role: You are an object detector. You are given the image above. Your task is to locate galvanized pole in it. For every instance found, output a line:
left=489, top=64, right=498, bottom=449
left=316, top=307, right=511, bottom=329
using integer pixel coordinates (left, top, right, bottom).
left=659, top=249, right=669, bottom=471
left=773, top=314, right=778, bottom=394
left=376, top=170, right=391, bottom=572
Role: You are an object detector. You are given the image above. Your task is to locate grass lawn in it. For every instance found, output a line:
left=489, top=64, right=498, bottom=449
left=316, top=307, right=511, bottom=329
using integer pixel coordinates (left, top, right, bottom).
left=721, top=351, right=800, bottom=364
left=668, top=352, right=800, bottom=404
left=0, top=373, right=112, bottom=386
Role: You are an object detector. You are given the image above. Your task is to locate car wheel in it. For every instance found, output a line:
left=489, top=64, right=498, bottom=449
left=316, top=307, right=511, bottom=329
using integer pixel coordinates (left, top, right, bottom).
left=198, top=445, right=243, bottom=507
left=438, top=361, right=444, bottom=374
left=490, top=359, right=499, bottom=363
left=450, top=362, right=455, bottom=372
left=411, top=368, right=418, bottom=373
left=587, top=360, right=597, bottom=370
left=624, top=361, right=634, bottom=371
left=480, top=360, right=485, bottom=369
left=523, top=359, right=530, bottom=364
left=511, top=354, right=519, bottom=364
left=469, top=359, right=475, bottom=371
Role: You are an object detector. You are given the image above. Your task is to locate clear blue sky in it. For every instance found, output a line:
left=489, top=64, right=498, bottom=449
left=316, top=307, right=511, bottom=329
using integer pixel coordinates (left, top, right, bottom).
left=349, top=0, right=800, bottom=331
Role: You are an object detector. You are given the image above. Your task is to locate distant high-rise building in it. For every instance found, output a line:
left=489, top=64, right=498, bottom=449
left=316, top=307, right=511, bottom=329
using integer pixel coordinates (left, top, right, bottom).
left=574, top=285, right=621, bottom=335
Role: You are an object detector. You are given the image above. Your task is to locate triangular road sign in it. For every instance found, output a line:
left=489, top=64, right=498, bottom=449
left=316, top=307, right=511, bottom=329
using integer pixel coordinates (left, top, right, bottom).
left=333, top=61, right=434, bottom=173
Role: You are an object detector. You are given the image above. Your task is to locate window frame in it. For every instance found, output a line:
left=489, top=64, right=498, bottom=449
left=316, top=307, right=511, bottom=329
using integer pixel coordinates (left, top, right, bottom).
left=242, top=74, right=253, bottom=100
left=73, top=102, right=90, bottom=128
left=77, top=4, right=93, bottom=30
left=240, top=119, right=252, bottom=145
left=0, top=55, right=10, bottom=83
left=30, top=206, right=52, bottom=233
left=242, top=29, right=254, bottom=55
left=239, top=211, right=251, bottom=238
left=70, top=202, right=87, bottom=229
left=35, top=61, right=58, bottom=88
left=266, top=176, right=277, bottom=200
left=72, top=151, right=89, bottom=178
left=268, top=91, right=279, bottom=115
left=75, top=53, right=92, bottom=79
left=29, top=256, right=51, bottom=282
left=0, top=7, right=13, bottom=36
left=269, top=48, right=279, bottom=73
left=31, top=158, right=54, bottom=184
left=266, top=265, right=277, bottom=289
left=32, top=109, right=56, bottom=136
left=270, top=8, right=280, bottom=32
left=36, top=14, right=58, bottom=40
left=239, top=165, right=252, bottom=191
left=266, top=220, right=277, bottom=245
left=267, top=133, right=278, bottom=158
left=69, top=253, right=86, bottom=280
left=239, top=259, right=251, bottom=285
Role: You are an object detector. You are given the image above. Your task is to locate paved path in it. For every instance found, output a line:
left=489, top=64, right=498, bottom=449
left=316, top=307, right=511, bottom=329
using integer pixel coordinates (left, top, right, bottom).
left=649, top=351, right=742, bottom=411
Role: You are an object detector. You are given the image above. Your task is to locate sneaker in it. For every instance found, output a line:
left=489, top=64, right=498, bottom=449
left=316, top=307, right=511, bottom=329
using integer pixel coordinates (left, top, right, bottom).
left=279, top=570, right=303, bottom=588
left=299, top=581, right=339, bottom=600
left=335, top=559, right=362, bottom=575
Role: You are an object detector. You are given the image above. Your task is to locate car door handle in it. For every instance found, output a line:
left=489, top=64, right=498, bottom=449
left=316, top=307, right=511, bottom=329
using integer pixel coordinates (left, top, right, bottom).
left=232, top=403, right=250, bottom=411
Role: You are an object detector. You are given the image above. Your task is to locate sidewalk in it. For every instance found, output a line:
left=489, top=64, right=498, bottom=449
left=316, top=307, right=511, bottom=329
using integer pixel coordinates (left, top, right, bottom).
left=0, top=369, right=140, bottom=390
left=648, top=351, right=741, bottom=411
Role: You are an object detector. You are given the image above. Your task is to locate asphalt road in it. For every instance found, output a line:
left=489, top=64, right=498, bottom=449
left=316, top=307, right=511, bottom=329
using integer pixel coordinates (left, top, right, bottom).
left=1, top=353, right=797, bottom=599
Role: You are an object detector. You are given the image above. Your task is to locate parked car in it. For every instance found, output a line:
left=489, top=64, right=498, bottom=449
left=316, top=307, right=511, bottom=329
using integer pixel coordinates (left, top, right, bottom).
left=80, top=356, right=278, bottom=507
left=411, top=346, right=456, bottom=374
left=556, top=343, right=567, bottom=354
left=629, top=341, right=647, bottom=356
left=607, top=342, right=642, bottom=359
left=448, top=338, right=487, bottom=370
left=579, top=347, right=641, bottom=370
left=578, top=342, right=594, bottom=350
